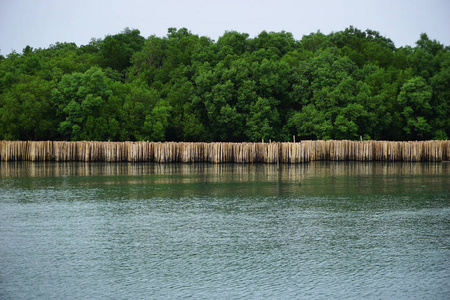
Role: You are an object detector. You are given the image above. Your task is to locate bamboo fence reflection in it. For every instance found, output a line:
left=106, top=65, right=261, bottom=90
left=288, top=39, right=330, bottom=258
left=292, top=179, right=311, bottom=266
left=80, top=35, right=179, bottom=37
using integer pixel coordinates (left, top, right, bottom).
left=0, top=140, right=449, bottom=163
left=1, top=160, right=447, bottom=179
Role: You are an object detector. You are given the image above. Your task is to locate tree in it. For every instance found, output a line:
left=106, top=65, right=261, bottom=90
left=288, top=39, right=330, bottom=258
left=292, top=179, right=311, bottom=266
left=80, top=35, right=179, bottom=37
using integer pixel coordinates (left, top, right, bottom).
left=52, top=67, right=113, bottom=140
left=0, top=75, right=56, bottom=140
left=430, top=53, right=450, bottom=139
left=100, top=28, right=145, bottom=74
left=397, top=76, right=433, bottom=139
left=108, top=79, right=160, bottom=141
left=245, top=97, right=280, bottom=141
left=289, top=104, right=333, bottom=140
left=217, top=31, right=250, bottom=57
left=143, top=99, right=172, bottom=141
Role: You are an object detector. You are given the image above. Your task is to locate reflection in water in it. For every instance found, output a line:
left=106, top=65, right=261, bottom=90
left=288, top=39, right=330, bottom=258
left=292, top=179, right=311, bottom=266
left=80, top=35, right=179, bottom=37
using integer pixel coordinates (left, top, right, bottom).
left=0, top=162, right=449, bottom=299
left=1, top=161, right=448, bottom=197
left=1, top=160, right=448, bottom=178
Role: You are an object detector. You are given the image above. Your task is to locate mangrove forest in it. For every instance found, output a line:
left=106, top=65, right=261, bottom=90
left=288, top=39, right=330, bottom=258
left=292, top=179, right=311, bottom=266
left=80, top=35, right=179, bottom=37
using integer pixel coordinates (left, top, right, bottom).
left=0, top=27, right=449, bottom=142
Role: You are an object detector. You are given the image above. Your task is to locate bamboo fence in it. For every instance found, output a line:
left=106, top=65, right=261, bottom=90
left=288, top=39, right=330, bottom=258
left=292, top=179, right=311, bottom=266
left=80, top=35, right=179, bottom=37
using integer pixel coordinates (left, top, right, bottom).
left=0, top=140, right=449, bottom=163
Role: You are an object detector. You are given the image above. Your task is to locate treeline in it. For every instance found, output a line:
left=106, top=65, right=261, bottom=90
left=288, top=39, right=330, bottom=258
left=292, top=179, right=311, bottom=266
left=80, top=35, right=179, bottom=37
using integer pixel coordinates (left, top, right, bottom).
left=0, top=26, right=449, bottom=142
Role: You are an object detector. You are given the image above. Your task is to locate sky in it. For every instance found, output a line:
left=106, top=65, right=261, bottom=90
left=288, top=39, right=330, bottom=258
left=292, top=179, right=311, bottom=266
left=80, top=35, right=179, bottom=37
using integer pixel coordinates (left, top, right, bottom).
left=1, top=0, right=449, bottom=55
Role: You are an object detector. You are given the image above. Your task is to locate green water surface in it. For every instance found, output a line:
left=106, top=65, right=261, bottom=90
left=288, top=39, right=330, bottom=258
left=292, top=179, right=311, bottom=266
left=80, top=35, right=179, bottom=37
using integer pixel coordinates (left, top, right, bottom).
left=0, top=162, right=449, bottom=299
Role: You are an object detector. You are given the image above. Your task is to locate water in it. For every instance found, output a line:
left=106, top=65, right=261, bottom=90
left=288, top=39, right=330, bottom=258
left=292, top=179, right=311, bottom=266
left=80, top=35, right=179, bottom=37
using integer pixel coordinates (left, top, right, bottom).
left=0, top=162, right=449, bottom=299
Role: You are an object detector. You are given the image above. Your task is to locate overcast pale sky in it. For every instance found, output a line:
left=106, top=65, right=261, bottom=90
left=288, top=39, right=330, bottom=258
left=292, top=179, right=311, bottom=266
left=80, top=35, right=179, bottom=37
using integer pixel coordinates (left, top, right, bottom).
left=1, top=0, right=449, bottom=55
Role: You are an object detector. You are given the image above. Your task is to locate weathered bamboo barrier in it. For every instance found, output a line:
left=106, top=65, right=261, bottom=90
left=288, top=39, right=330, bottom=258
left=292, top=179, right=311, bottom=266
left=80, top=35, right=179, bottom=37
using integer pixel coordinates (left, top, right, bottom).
left=1, top=140, right=449, bottom=163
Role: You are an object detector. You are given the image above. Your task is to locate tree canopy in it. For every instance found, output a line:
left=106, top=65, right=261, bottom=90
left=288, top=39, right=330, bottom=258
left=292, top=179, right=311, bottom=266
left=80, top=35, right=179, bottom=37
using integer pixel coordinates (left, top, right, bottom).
left=1, top=27, right=449, bottom=141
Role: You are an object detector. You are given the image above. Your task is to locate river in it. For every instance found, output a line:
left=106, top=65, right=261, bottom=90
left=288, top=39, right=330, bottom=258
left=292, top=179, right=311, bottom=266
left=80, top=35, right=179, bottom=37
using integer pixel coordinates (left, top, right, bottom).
left=1, top=161, right=449, bottom=299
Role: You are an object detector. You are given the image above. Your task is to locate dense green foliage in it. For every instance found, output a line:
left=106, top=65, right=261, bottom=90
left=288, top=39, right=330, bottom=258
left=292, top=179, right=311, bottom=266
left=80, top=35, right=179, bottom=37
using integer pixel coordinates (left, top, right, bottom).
left=1, top=27, right=448, bottom=141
